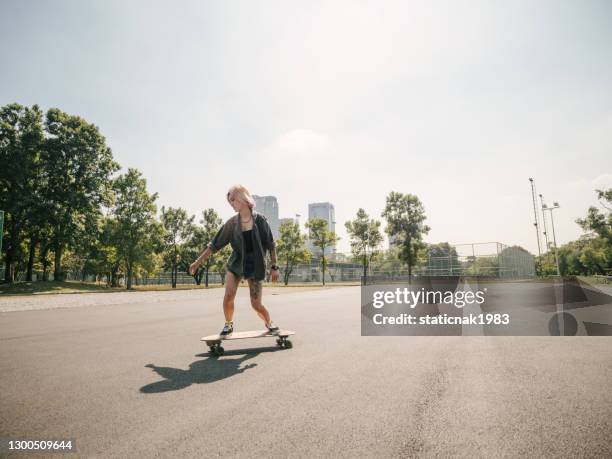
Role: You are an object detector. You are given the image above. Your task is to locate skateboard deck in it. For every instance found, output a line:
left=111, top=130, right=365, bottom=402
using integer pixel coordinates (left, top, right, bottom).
left=201, top=329, right=295, bottom=355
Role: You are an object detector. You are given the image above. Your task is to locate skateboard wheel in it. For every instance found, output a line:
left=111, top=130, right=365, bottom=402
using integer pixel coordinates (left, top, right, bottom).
left=209, top=345, right=225, bottom=356
left=284, top=340, right=293, bottom=349
left=276, top=338, right=283, bottom=347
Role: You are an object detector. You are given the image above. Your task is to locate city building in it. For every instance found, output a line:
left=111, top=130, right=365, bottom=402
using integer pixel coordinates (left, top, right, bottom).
left=307, top=202, right=336, bottom=256
left=253, top=195, right=280, bottom=240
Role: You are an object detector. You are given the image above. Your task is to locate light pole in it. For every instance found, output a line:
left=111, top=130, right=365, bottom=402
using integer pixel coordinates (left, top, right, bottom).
left=538, top=194, right=550, bottom=252
left=529, top=178, right=543, bottom=258
left=542, top=202, right=561, bottom=276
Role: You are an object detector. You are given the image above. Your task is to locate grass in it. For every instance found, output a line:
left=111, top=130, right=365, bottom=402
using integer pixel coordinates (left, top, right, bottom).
left=0, top=279, right=360, bottom=296
left=577, top=275, right=611, bottom=285
left=0, top=280, right=123, bottom=296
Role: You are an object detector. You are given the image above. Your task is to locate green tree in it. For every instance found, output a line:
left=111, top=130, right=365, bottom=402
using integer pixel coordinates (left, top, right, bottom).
left=160, top=206, right=195, bottom=288
left=111, top=168, right=160, bottom=290
left=575, top=188, right=612, bottom=275
left=465, top=256, right=499, bottom=276
left=90, top=216, right=122, bottom=286
left=184, top=226, right=207, bottom=285
left=276, top=220, right=311, bottom=285
left=62, top=211, right=107, bottom=282
left=305, top=218, right=340, bottom=285
left=185, top=209, right=224, bottom=287
left=381, top=192, right=430, bottom=280
left=212, top=245, right=232, bottom=285
left=345, top=208, right=383, bottom=282
left=0, top=104, right=44, bottom=283
left=43, top=108, right=119, bottom=281
left=375, top=246, right=404, bottom=274
left=38, top=227, right=55, bottom=281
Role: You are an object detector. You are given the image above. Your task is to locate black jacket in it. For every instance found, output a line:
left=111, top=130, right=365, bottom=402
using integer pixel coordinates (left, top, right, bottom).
left=207, top=210, right=275, bottom=281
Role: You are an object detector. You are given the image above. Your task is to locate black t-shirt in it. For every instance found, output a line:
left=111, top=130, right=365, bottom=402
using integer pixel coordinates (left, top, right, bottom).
left=242, top=229, right=254, bottom=253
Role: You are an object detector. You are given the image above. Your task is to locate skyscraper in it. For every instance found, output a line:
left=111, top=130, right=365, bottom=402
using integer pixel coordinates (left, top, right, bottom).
left=307, top=202, right=336, bottom=255
left=253, top=195, right=280, bottom=240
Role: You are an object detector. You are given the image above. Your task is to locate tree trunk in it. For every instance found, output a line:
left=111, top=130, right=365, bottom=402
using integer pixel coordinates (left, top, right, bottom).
left=363, top=256, right=368, bottom=285
left=322, top=248, right=326, bottom=286
left=406, top=236, right=412, bottom=283
left=3, top=217, right=20, bottom=283
left=53, top=243, right=64, bottom=282
left=26, top=236, right=38, bottom=281
left=40, top=243, right=50, bottom=281
left=40, top=250, right=49, bottom=282
left=126, top=263, right=133, bottom=290
left=3, top=248, right=13, bottom=283
left=284, top=259, right=291, bottom=286
left=111, top=265, right=120, bottom=287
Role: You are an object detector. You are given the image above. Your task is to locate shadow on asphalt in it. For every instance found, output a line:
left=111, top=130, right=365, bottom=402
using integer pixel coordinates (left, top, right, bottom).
left=140, top=346, right=282, bottom=393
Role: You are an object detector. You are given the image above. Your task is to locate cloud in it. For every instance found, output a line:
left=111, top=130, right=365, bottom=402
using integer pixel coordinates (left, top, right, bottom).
left=261, top=129, right=335, bottom=161
left=570, top=173, right=612, bottom=190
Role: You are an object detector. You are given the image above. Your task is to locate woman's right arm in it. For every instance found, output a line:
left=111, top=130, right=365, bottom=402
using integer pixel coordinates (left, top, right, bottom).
left=189, top=218, right=233, bottom=275
left=196, top=247, right=213, bottom=264
left=189, top=246, right=213, bottom=275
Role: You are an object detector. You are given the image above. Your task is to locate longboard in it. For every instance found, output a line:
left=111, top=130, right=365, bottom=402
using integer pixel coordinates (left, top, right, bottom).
left=201, top=329, right=296, bottom=356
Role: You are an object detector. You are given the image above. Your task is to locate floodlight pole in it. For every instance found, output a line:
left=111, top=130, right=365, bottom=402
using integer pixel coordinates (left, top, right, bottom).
left=542, top=202, right=561, bottom=276
left=529, top=178, right=542, bottom=258
left=538, top=194, right=550, bottom=252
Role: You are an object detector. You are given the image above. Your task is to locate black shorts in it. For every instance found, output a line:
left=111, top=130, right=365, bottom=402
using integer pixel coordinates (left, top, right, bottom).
left=242, top=252, right=256, bottom=279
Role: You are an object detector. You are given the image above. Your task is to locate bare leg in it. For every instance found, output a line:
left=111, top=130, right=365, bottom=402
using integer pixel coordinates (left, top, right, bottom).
left=223, top=271, right=240, bottom=322
left=247, top=278, right=271, bottom=324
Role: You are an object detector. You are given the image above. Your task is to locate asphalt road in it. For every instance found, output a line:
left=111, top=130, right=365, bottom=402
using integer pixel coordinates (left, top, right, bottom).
left=1, top=285, right=611, bottom=458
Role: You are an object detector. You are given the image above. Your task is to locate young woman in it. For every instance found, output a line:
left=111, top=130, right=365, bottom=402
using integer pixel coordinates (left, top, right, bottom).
left=189, top=185, right=281, bottom=337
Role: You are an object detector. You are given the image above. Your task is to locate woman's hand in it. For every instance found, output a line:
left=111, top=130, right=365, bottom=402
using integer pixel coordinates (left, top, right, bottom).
left=270, top=269, right=280, bottom=283
left=189, top=261, right=199, bottom=276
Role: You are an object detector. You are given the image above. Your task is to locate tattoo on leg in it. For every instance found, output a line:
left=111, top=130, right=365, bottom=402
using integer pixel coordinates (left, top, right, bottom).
left=249, top=280, right=262, bottom=300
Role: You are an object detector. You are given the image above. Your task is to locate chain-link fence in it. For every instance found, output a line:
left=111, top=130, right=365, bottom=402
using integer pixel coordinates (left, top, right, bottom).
left=423, top=242, right=535, bottom=278
left=0, top=242, right=535, bottom=286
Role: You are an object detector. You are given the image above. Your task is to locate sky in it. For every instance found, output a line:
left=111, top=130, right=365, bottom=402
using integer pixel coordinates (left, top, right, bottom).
left=1, top=0, right=611, bottom=255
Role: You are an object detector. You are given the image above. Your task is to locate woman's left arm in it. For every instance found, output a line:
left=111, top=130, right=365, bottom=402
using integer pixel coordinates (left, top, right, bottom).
left=261, top=215, right=277, bottom=265
left=265, top=225, right=279, bottom=282
left=269, top=246, right=277, bottom=266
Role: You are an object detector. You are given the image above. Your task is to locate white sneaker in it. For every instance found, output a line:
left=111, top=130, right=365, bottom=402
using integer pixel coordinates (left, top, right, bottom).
left=266, top=322, right=279, bottom=335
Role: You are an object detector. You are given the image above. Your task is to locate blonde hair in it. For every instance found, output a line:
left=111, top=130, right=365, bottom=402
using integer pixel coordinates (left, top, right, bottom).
left=227, top=184, right=256, bottom=210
